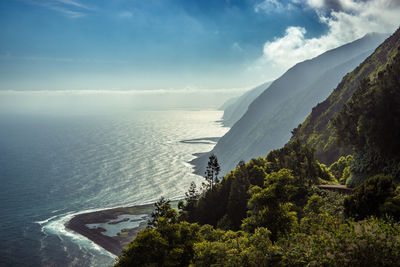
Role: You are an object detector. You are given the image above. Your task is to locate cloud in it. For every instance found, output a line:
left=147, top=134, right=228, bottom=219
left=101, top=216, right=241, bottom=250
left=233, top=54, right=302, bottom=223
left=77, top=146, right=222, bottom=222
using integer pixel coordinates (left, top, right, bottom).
left=253, top=0, right=400, bottom=78
left=255, top=0, right=295, bottom=13
left=56, top=0, right=91, bottom=10
left=304, top=0, right=343, bottom=10
left=231, top=42, right=244, bottom=53
left=25, top=0, right=95, bottom=18
left=255, top=0, right=284, bottom=12
left=262, top=26, right=330, bottom=69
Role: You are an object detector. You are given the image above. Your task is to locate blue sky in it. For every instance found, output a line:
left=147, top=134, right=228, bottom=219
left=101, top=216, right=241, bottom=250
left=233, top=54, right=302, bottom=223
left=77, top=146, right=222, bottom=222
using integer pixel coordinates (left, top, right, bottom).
left=0, top=0, right=399, bottom=93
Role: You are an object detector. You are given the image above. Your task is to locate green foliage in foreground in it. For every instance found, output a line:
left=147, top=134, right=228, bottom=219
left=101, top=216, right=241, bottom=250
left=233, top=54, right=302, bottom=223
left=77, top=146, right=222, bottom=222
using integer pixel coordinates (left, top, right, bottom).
left=113, top=135, right=400, bottom=266
left=116, top=202, right=202, bottom=267
left=344, top=174, right=400, bottom=220
left=114, top=198, right=400, bottom=266
left=241, top=169, right=299, bottom=241
left=282, top=216, right=400, bottom=266
left=180, top=141, right=335, bottom=231
left=114, top=152, right=400, bottom=266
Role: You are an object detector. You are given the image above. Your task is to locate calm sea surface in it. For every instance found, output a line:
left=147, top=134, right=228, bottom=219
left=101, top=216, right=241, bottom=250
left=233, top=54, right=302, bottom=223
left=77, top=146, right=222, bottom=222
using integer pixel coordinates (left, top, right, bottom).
left=0, top=109, right=228, bottom=266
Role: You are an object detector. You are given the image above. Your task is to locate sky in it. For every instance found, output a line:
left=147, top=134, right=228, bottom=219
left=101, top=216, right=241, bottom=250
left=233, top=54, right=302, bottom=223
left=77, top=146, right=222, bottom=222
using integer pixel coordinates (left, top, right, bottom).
left=0, top=0, right=399, bottom=108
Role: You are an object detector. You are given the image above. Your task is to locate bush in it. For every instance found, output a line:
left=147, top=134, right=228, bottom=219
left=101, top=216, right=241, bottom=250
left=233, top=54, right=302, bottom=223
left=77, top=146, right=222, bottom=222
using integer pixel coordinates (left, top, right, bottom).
left=241, top=169, right=299, bottom=241
left=329, top=155, right=353, bottom=184
left=344, top=174, right=396, bottom=220
left=282, top=217, right=400, bottom=266
left=193, top=227, right=281, bottom=267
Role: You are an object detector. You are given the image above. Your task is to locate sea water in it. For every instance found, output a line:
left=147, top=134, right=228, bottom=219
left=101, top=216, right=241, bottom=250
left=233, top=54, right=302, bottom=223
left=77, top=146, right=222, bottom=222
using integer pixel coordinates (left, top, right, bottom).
left=0, top=109, right=228, bottom=266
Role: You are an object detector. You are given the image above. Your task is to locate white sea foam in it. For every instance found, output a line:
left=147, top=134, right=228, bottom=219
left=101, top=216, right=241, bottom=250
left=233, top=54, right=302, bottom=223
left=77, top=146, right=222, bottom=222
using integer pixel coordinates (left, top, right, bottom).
left=40, top=208, right=120, bottom=258
left=35, top=215, right=58, bottom=225
left=38, top=202, right=158, bottom=258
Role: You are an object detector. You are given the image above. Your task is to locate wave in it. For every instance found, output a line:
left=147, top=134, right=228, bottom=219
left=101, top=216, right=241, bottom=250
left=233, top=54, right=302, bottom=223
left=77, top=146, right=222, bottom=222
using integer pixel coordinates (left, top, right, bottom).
left=39, top=209, right=118, bottom=258
left=35, top=215, right=58, bottom=225
left=37, top=198, right=168, bottom=256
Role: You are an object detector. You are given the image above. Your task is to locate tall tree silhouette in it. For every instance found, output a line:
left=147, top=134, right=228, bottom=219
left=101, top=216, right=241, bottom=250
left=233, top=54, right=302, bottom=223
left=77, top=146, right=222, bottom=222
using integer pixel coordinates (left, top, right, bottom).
left=204, top=154, right=220, bottom=190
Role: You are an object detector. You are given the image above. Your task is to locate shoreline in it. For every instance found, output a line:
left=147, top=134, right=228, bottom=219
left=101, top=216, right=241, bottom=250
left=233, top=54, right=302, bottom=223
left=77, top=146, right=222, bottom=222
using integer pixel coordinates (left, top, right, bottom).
left=64, top=136, right=219, bottom=256
left=65, top=200, right=181, bottom=256
left=65, top=203, right=155, bottom=256
left=190, top=152, right=208, bottom=176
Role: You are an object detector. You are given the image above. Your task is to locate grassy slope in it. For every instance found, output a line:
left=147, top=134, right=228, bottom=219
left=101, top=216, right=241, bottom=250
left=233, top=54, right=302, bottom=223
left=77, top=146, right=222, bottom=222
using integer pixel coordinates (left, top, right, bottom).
left=291, top=30, right=400, bottom=164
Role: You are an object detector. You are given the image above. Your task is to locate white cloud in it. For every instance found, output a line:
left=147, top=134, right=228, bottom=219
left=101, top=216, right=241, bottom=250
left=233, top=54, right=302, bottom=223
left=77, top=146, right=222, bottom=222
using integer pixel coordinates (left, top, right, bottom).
left=56, top=0, right=91, bottom=10
left=255, top=0, right=296, bottom=13
left=252, top=0, right=400, bottom=79
left=255, top=0, right=284, bottom=13
left=262, top=26, right=334, bottom=69
left=25, top=0, right=95, bottom=18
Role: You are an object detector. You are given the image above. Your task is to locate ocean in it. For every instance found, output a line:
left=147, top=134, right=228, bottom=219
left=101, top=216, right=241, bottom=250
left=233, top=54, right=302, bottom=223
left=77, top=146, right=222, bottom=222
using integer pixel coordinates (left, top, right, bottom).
left=0, top=109, right=228, bottom=266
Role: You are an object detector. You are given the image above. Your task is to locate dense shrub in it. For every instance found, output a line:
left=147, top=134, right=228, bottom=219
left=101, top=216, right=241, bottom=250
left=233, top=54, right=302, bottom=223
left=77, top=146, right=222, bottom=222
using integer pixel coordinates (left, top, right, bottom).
left=344, top=174, right=396, bottom=220
left=329, top=155, right=353, bottom=184
left=282, top=217, right=400, bottom=266
left=193, top=228, right=281, bottom=267
left=181, top=142, right=335, bottom=231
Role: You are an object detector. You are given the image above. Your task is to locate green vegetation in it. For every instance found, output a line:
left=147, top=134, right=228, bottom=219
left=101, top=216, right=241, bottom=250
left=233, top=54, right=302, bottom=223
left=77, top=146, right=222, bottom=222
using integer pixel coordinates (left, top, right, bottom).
left=344, top=174, right=400, bottom=220
left=203, top=153, right=221, bottom=190
left=114, top=171, right=400, bottom=266
left=334, top=47, right=400, bottom=186
left=114, top=141, right=400, bottom=266
left=328, top=155, right=353, bottom=184
left=113, top=31, right=400, bottom=266
left=177, top=141, right=335, bottom=231
left=282, top=217, right=400, bottom=266
left=291, top=28, right=400, bottom=165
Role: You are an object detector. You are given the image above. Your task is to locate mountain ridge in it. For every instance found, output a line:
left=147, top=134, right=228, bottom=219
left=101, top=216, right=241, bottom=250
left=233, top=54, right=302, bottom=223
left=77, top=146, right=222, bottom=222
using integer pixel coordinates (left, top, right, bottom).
left=192, top=33, right=388, bottom=175
left=220, top=81, right=272, bottom=127
left=291, top=29, right=400, bottom=164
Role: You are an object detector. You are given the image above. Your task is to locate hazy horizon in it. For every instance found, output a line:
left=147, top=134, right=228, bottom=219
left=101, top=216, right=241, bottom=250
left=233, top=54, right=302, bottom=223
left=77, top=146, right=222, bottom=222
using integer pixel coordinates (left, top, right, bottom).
left=1, top=0, right=400, bottom=109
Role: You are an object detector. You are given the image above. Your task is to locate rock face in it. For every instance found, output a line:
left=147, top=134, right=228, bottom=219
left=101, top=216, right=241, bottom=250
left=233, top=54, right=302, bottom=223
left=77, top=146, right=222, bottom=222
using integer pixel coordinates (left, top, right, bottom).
left=192, top=33, right=387, bottom=176
left=220, top=81, right=273, bottom=127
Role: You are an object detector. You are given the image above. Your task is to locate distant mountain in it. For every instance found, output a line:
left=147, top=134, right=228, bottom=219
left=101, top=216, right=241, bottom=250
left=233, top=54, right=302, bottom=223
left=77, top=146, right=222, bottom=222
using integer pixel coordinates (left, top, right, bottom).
left=291, top=29, right=400, bottom=165
left=219, top=96, right=239, bottom=111
left=192, top=33, right=388, bottom=176
left=220, top=81, right=273, bottom=127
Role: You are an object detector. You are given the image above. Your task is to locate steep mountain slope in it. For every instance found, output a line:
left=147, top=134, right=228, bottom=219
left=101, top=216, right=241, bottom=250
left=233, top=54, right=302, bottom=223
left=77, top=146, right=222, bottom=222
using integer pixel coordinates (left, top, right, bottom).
left=219, top=96, right=239, bottom=111
left=192, top=33, right=387, bottom=175
left=291, top=29, right=400, bottom=165
left=220, top=81, right=272, bottom=127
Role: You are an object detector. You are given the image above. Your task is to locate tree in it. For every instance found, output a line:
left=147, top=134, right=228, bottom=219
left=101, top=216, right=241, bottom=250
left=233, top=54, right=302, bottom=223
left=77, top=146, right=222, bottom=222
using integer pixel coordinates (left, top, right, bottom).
left=334, top=48, right=400, bottom=185
left=115, top=208, right=202, bottom=267
left=203, top=154, right=221, bottom=191
left=115, top=228, right=168, bottom=267
left=344, top=174, right=396, bottom=220
left=178, top=182, right=200, bottom=222
left=148, top=197, right=177, bottom=228
left=241, top=169, right=298, bottom=241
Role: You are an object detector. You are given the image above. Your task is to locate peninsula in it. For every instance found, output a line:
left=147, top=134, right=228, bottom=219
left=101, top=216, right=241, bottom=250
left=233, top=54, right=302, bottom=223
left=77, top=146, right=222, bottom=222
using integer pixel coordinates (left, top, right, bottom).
left=66, top=203, right=155, bottom=255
